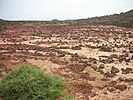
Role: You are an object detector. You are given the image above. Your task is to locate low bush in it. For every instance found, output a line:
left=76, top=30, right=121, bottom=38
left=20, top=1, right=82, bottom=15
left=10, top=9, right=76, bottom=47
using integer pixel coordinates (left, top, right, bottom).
left=0, top=64, right=65, bottom=100
left=51, top=19, right=61, bottom=23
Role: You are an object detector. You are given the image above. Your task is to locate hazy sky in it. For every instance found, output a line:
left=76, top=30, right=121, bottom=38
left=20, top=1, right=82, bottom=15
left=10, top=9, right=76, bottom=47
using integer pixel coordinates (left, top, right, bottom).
left=0, top=0, right=133, bottom=20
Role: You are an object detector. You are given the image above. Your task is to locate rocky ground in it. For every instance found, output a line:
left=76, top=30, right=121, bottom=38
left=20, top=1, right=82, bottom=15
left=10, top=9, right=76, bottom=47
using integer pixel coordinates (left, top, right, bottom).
left=0, top=22, right=133, bottom=100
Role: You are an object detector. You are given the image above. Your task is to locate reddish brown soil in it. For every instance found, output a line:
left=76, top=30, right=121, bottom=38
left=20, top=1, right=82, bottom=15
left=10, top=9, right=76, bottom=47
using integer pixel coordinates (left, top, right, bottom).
left=0, top=22, right=133, bottom=100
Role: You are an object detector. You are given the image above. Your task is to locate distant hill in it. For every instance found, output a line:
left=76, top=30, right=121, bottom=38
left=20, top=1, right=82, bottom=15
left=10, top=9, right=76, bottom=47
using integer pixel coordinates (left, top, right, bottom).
left=0, top=19, right=4, bottom=22
left=74, top=9, right=133, bottom=28
left=0, top=9, right=133, bottom=28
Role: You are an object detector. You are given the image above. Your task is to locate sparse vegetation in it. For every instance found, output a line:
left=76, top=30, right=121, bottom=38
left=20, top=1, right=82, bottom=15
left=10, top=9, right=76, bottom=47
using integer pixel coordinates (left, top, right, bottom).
left=51, top=19, right=61, bottom=23
left=0, top=9, right=133, bottom=99
left=0, top=64, right=65, bottom=100
left=75, top=9, right=133, bottom=28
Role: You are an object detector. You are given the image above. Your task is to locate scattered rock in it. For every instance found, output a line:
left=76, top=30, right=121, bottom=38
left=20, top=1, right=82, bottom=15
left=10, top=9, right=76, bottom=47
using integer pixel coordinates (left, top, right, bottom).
left=107, top=57, right=114, bottom=63
left=71, top=53, right=78, bottom=58
left=68, top=63, right=85, bottom=73
left=101, top=77, right=110, bottom=81
left=87, top=63, right=91, bottom=66
left=88, top=57, right=97, bottom=62
left=131, top=55, right=133, bottom=60
left=82, top=63, right=88, bottom=67
left=110, top=54, right=118, bottom=58
left=118, top=77, right=125, bottom=81
left=99, top=64, right=104, bottom=69
left=111, top=66, right=120, bottom=74
left=103, top=90, right=108, bottom=94
left=121, top=68, right=132, bottom=74
left=90, top=64, right=97, bottom=70
left=99, top=56, right=114, bottom=63
left=99, top=45, right=112, bottom=52
left=125, top=57, right=130, bottom=62
left=114, top=84, right=127, bottom=91
left=129, top=48, right=133, bottom=53
left=76, top=83, right=93, bottom=93
left=125, top=78, right=133, bottom=82
left=119, top=53, right=129, bottom=62
left=80, top=72, right=90, bottom=80
left=107, top=87, right=116, bottom=92
left=71, top=45, right=82, bottom=50
left=79, top=60, right=87, bottom=64
left=90, top=92, right=97, bottom=97
left=93, top=61, right=97, bottom=64
left=97, top=68, right=104, bottom=74
left=104, top=72, right=115, bottom=77
left=58, top=54, right=65, bottom=57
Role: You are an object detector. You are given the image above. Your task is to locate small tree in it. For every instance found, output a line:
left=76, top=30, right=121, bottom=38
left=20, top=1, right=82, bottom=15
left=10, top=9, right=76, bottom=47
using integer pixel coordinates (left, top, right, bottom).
left=0, top=64, right=65, bottom=100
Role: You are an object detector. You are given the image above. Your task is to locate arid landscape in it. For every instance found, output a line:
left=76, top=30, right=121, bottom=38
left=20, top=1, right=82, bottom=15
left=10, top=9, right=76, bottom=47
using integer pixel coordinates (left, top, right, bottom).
left=0, top=10, right=133, bottom=100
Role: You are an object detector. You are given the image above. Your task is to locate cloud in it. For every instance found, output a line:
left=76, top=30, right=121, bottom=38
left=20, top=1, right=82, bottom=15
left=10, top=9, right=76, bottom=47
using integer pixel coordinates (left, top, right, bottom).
left=0, top=0, right=132, bottom=20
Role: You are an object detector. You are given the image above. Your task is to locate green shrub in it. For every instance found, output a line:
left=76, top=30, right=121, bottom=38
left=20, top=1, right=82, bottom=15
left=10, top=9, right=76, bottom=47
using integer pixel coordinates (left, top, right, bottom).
left=51, top=19, right=61, bottom=23
left=0, top=64, right=65, bottom=100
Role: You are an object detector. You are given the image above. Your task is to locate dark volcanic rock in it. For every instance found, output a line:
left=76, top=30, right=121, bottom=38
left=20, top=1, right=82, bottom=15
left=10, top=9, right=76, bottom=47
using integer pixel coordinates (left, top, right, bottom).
left=114, top=84, right=127, bottom=91
left=106, top=81, right=127, bottom=92
left=129, top=48, right=133, bottom=53
left=99, top=64, right=104, bottom=69
left=101, top=77, right=110, bottom=81
left=68, top=63, right=85, bottom=73
left=131, top=55, right=133, bottom=60
left=125, top=57, right=131, bottom=62
left=107, top=57, right=114, bottom=63
left=125, top=78, right=133, bottom=82
left=118, top=77, right=125, bottom=81
left=71, top=45, right=82, bottom=50
left=80, top=72, right=90, bottom=80
left=119, top=53, right=129, bottom=62
left=88, top=57, right=97, bottom=62
left=99, top=45, right=112, bottom=52
left=121, top=68, right=132, bottom=74
left=97, top=68, right=104, bottom=74
left=104, top=72, right=115, bottom=77
left=58, top=53, right=65, bottom=57
left=110, top=54, right=118, bottom=58
left=76, top=83, right=93, bottom=93
left=90, top=64, right=97, bottom=70
left=99, top=57, right=114, bottom=64
left=111, top=66, right=120, bottom=74
left=107, top=87, right=116, bottom=92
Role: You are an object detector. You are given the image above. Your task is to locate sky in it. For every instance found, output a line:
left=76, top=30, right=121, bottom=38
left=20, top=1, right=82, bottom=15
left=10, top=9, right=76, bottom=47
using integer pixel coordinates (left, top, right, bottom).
left=0, top=0, right=133, bottom=21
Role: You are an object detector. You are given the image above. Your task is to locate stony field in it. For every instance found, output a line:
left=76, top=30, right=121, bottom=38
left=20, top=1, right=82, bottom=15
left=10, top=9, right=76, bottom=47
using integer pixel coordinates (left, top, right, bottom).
left=0, top=22, right=133, bottom=100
